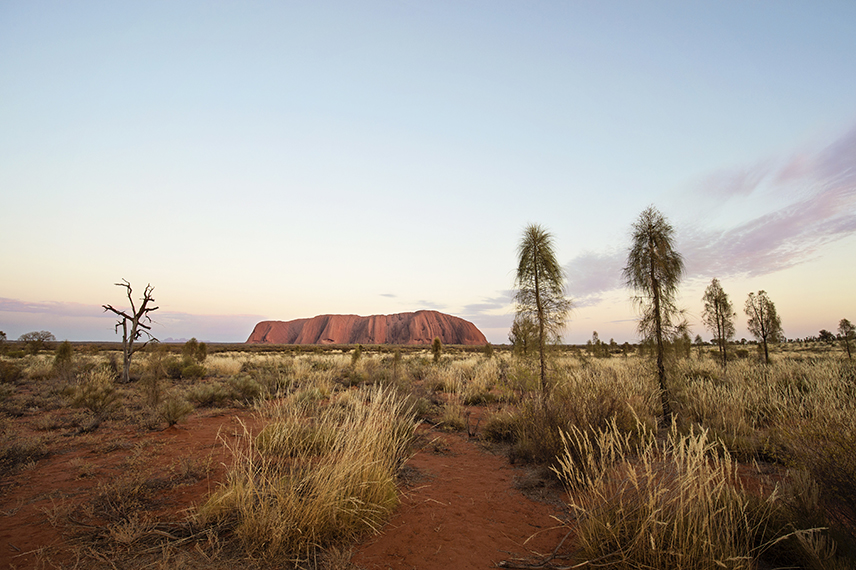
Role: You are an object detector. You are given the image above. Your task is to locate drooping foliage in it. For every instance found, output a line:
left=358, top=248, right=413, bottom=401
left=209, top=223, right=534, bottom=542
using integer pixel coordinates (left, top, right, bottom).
left=702, top=278, right=736, bottom=369
left=514, top=224, right=571, bottom=392
left=744, top=290, right=783, bottom=365
left=622, top=206, right=684, bottom=423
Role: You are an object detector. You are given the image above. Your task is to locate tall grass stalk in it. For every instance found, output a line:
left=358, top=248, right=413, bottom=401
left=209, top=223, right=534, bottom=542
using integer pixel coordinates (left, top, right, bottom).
left=554, top=421, right=832, bottom=569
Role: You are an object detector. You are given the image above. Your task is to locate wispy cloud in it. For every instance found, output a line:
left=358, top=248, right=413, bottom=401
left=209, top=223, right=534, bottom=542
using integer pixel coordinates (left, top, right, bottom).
left=0, top=298, right=108, bottom=318
left=379, top=293, right=397, bottom=298
left=0, top=298, right=264, bottom=342
left=683, top=124, right=856, bottom=279
left=417, top=300, right=447, bottom=311
left=461, top=293, right=513, bottom=315
left=563, top=250, right=625, bottom=304
left=459, top=292, right=515, bottom=338
left=561, top=124, right=856, bottom=300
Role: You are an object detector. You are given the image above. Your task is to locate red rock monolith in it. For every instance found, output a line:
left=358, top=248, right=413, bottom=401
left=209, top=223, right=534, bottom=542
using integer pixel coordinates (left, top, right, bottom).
left=246, top=310, right=487, bottom=345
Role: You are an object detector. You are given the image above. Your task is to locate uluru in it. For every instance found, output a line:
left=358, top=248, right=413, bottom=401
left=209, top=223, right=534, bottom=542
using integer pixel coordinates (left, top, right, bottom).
left=246, top=310, right=487, bottom=346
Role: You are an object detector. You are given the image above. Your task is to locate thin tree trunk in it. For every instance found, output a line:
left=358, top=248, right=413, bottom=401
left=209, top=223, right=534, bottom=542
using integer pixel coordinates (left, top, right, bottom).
left=122, top=321, right=131, bottom=383
left=533, top=243, right=547, bottom=393
left=650, top=255, right=671, bottom=425
left=718, top=302, right=728, bottom=370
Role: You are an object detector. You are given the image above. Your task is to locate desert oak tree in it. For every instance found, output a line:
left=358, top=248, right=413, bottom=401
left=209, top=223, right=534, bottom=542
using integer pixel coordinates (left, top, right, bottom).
left=514, top=224, right=571, bottom=392
left=17, top=330, right=56, bottom=354
left=744, top=290, right=783, bottom=365
left=623, top=206, right=684, bottom=424
left=701, top=278, right=736, bottom=369
left=839, top=318, right=854, bottom=360
left=508, top=313, right=538, bottom=357
left=103, top=280, right=159, bottom=383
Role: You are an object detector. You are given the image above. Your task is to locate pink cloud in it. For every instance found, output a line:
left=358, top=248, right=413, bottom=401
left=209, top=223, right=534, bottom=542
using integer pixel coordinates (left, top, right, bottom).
left=683, top=125, right=856, bottom=279
left=564, top=124, right=856, bottom=298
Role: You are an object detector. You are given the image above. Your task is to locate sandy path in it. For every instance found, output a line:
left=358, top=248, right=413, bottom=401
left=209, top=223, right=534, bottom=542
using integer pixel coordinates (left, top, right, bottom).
left=352, top=426, right=570, bottom=570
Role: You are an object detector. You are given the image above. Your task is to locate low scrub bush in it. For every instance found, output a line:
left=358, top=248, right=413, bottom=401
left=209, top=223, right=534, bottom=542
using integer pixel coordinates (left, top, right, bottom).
left=241, top=357, right=293, bottom=394
left=157, top=393, right=194, bottom=427
left=228, top=375, right=264, bottom=405
left=163, top=356, right=207, bottom=380
left=164, top=357, right=185, bottom=380
left=182, top=337, right=207, bottom=364
left=186, top=382, right=231, bottom=407
left=71, top=368, right=120, bottom=420
left=0, top=360, right=23, bottom=383
left=481, top=409, right=518, bottom=442
left=508, top=387, right=637, bottom=467
left=180, top=362, right=206, bottom=379
left=0, top=421, right=48, bottom=472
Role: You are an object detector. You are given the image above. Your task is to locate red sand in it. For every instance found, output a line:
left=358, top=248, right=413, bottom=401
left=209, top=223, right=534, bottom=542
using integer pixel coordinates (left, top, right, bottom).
left=1, top=411, right=569, bottom=569
left=352, top=426, right=570, bottom=570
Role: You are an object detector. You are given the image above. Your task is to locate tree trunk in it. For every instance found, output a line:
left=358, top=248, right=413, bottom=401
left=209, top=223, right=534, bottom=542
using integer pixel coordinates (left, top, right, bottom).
left=121, top=321, right=132, bottom=383
left=533, top=244, right=547, bottom=394
left=650, top=258, right=671, bottom=426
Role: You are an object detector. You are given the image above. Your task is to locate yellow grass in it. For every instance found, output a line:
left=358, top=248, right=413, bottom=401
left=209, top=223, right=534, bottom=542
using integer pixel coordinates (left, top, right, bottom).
left=196, top=384, right=417, bottom=562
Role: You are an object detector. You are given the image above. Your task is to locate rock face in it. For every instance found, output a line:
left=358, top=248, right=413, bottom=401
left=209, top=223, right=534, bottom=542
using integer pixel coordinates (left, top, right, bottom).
left=246, top=310, right=487, bottom=346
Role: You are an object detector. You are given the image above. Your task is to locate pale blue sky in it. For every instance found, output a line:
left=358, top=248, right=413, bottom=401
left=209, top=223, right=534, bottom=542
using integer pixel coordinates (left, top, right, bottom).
left=2, top=1, right=855, bottom=344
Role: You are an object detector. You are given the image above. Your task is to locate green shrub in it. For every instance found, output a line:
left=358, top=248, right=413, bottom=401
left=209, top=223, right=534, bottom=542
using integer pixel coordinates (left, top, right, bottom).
left=481, top=409, right=518, bottom=442
left=164, top=357, right=184, bottom=380
left=186, top=382, right=231, bottom=407
left=71, top=368, right=120, bottom=419
left=228, top=375, right=264, bottom=404
left=181, top=362, right=206, bottom=379
left=54, top=340, right=74, bottom=366
left=432, top=337, right=442, bottom=363
left=0, top=361, right=23, bottom=384
left=182, top=337, right=207, bottom=363
left=138, top=375, right=163, bottom=408
left=158, top=394, right=194, bottom=427
left=241, top=359, right=293, bottom=394
left=162, top=356, right=206, bottom=379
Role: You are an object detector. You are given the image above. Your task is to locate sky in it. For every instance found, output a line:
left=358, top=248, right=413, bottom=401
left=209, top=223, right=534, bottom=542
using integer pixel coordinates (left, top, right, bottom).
left=1, top=1, right=855, bottom=345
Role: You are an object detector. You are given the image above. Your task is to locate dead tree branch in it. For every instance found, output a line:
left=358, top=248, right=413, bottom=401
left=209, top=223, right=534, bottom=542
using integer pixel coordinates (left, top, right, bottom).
left=102, top=279, right=158, bottom=382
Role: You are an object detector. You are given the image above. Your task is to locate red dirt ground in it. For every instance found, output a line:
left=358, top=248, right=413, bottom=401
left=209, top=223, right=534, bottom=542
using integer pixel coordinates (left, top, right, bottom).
left=0, top=410, right=262, bottom=569
left=352, top=425, right=571, bottom=570
left=1, top=410, right=571, bottom=570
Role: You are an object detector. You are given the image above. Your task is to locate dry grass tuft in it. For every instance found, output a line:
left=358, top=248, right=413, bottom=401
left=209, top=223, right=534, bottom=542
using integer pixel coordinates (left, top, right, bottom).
left=196, top=384, right=417, bottom=562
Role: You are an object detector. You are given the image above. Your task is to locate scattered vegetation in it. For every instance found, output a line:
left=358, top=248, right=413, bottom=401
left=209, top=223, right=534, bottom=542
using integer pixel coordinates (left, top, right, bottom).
left=1, top=340, right=854, bottom=568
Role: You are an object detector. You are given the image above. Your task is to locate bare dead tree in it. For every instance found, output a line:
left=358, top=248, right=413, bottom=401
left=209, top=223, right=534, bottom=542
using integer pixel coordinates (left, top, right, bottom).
left=103, top=279, right=158, bottom=383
